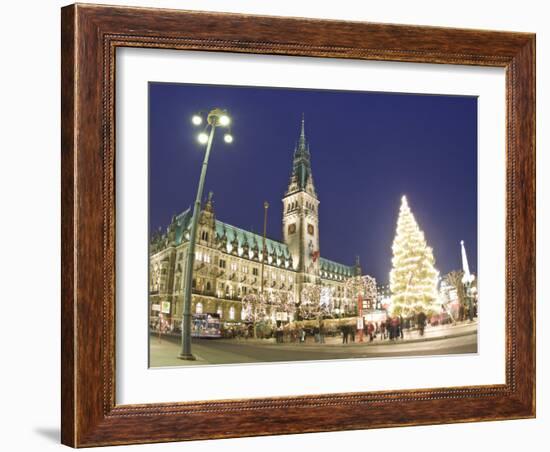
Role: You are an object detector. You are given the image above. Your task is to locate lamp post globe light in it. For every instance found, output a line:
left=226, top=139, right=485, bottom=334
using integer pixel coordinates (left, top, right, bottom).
left=179, top=108, right=232, bottom=360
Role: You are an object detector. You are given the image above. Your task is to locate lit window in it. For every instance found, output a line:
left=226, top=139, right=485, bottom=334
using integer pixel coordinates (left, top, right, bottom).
left=229, top=306, right=235, bottom=320
left=195, top=302, right=203, bottom=314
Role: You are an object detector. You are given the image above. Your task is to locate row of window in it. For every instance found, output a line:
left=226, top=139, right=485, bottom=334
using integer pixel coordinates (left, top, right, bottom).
left=195, top=250, right=211, bottom=263
left=194, top=303, right=239, bottom=320
left=193, top=303, right=274, bottom=322
left=168, top=260, right=294, bottom=287
left=219, top=259, right=293, bottom=281
left=321, top=271, right=347, bottom=280
left=193, top=277, right=293, bottom=297
left=286, top=200, right=316, bottom=212
left=179, top=245, right=293, bottom=270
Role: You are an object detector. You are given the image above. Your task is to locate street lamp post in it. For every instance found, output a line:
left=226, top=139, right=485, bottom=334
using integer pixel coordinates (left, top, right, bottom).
left=255, top=201, right=269, bottom=339
left=357, top=293, right=364, bottom=342
left=179, top=108, right=233, bottom=360
left=260, top=201, right=269, bottom=295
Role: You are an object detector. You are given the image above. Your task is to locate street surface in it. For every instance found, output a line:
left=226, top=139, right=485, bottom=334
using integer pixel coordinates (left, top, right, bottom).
left=150, top=321, right=478, bottom=367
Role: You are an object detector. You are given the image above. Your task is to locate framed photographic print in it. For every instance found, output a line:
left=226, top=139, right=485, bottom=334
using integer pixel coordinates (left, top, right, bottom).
left=61, top=3, right=535, bottom=447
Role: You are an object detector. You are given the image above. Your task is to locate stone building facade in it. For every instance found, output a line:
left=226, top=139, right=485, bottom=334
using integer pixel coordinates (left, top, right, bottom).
left=149, top=118, right=360, bottom=327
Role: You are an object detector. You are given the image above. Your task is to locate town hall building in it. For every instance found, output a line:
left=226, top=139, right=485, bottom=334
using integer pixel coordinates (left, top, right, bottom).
left=149, top=117, right=361, bottom=326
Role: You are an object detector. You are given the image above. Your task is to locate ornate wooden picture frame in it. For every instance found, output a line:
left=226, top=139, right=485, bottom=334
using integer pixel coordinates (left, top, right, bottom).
left=61, top=3, right=535, bottom=447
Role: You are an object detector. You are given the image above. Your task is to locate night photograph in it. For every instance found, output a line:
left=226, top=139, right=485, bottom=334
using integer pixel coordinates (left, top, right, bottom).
left=147, top=82, right=479, bottom=366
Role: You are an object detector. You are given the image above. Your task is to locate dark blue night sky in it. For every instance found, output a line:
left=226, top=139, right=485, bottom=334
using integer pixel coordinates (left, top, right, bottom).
left=149, top=82, right=477, bottom=284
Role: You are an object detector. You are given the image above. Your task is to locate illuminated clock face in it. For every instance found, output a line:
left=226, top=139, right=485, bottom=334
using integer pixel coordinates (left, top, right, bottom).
left=307, top=224, right=315, bottom=235
left=288, top=223, right=296, bottom=234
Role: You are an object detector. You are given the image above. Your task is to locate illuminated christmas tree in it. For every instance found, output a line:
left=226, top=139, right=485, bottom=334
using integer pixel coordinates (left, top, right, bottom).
left=389, top=196, right=439, bottom=316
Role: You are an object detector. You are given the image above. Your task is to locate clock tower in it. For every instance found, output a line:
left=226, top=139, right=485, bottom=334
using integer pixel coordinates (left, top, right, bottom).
left=282, top=115, right=320, bottom=284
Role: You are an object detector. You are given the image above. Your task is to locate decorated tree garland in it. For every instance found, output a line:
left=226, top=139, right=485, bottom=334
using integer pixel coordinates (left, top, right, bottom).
left=389, top=196, right=439, bottom=316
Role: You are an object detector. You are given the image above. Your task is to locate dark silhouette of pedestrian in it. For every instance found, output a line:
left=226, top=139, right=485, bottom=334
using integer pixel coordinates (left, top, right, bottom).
left=342, top=324, right=349, bottom=344
left=417, top=311, right=427, bottom=336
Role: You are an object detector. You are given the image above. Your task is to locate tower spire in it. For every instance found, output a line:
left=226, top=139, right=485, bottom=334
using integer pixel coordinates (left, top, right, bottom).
left=295, top=113, right=308, bottom=156
left=299, top=113, right=305, bottom=142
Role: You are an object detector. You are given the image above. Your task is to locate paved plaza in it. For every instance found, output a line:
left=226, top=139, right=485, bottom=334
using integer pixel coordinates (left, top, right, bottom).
left=149, top=321, right=478, bottom=367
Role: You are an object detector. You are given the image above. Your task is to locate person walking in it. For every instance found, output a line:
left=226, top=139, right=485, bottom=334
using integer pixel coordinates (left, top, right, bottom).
left=319, top=320, right=326, bottom=344
left=391, top=316, right=399, bottom=340
left=342, top=324, right=349, bottom=344
left=367, top=322, right=375, bottom=342
left=386, top=318, right=392, bottom=340
left=276, top=324, right=284, bottom=343
left=417, top=311, right=427, bottom=336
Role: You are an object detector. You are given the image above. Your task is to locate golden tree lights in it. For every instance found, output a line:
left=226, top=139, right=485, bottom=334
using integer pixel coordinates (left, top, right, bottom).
left=299, top=285, right=333, bottom=320
left=344, top=275, right=378, bottom=311
left=271, top=291, right=297, bottom=320
left=241, top=293, right=269, bottom=338
left=389, top=196, right=439, bottom=316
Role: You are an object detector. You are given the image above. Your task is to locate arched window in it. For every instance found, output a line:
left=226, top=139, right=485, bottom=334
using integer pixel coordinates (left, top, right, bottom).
left=229, top=306, right=235, bottom=320
left=206, top=281, right=211, bottom=292
left=195, top=302, right=203, bottom=314
left=217, top=306, right=223, bottom=318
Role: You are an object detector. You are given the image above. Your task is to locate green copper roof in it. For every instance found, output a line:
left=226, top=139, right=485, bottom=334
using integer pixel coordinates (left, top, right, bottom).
left=152, top=209, right=354, bottom=279
left=320, top=257, right=354, bottom=277
left=215, top=220, right=291, bottom=259
left=291, top=115, right=313, bottom=191
left=161, top=208, right=290, bottom=261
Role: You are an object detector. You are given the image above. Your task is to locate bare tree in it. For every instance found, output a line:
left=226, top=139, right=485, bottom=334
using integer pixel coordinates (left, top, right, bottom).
left=241, top=293, right=268, bottom=338
left=445, top=270, right=465, bottom=320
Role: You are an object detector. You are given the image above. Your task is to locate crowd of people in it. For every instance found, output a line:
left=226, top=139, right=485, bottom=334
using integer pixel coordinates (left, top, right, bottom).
left=341, top=312, right=427, bottom=344
left=217, top=311, right=431, bottom=345
left=151, top=310, right=461, bottom=345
